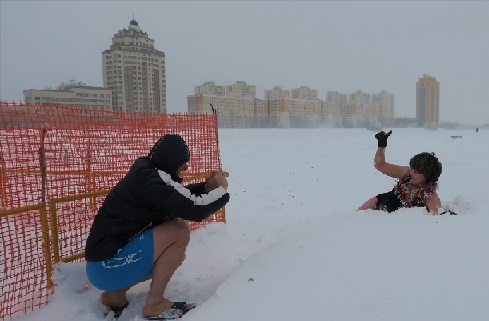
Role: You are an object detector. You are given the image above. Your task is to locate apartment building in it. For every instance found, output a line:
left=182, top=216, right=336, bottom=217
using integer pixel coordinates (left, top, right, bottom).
left=327, top=90, right=395, bottom=128
left=326, top=91, right=348, bottom=127
left=23, top=85, right=112, bottom=110
left=349, top=90, right=371, bottom=105
left=194, top=81, right=226, bottom=96
left=188, top=81, right=259, bottom=128
left=291, top=86, right=318, bottom=100
left=189, top=82, right=394, bottom=129
left=226, top=81, right=256, bottom=98
left=103, top=19, right=166, bottom=113
left=372, top=90, right=395, bottom=126
left=416, top=74, right=439, bottom=128
left=267, top=86, right=322, bottom=128
left=348, top=90, right=371, bottom=128
left=265, top=86, right=290, bottom=100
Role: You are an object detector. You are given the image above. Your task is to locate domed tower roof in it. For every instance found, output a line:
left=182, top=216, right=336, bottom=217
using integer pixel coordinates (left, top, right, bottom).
left=128, top=18, right=141, bottom=32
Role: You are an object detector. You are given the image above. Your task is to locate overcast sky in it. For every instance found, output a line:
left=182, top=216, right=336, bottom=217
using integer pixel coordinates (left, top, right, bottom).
left=1, top=1, right=488, bottom=125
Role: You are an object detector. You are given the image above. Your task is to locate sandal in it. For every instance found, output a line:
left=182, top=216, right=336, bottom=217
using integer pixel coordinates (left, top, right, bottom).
left=104, top=301, right=129, bottom=319
left=145, top=302, right=196, bottom=320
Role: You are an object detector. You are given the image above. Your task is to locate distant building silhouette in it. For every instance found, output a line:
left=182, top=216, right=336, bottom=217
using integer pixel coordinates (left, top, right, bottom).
left=416, top=74, right=439, bottom=128
left=326, top=90, right=394, bottom=129
left=188, top=81, right=258, bottom=128
left=103, top=19, right=166, bottom=113
left=261, top=86, right=320, bottom=128
left=23, top=82, right=112, bottom=110
left=188, top=82, right=394, bottom=129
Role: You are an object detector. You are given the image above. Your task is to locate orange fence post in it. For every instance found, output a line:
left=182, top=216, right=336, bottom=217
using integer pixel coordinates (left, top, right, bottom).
left=0, top=150, right=5, bottom=208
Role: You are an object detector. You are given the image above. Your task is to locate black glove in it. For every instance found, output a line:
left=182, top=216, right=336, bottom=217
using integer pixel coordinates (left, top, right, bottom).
left=375, top=130, right=392, bottom=148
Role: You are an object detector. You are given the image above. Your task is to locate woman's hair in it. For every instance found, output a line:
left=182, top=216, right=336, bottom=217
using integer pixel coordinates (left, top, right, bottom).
left=409, top=152, right=442, bottom=183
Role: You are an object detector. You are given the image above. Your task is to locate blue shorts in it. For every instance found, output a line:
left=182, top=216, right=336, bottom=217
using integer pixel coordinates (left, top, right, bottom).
left=86, top=229, right=154, bottom=291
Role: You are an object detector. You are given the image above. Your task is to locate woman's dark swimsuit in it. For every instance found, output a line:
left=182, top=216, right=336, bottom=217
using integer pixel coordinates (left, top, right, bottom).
left=375, top=190, right=402, bottom=213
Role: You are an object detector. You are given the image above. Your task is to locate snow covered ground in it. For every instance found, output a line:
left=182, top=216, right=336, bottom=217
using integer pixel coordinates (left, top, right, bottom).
left=14, top=128, right=489, bottom=321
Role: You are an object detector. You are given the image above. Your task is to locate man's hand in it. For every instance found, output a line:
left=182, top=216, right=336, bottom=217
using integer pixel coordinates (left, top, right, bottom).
left=204, top=170, right=229, bottom=191
left=375, top=130, right=392, bottom=148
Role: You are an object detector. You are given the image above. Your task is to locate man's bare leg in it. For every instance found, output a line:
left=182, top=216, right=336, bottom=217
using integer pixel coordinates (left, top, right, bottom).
left=100, top=287, right=130, bottom=308
left=142, top=219, right=190, bottom=318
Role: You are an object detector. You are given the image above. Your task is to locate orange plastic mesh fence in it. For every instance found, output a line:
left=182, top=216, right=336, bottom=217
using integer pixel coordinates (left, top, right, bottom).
left=0, top=102, right=225, bottom=320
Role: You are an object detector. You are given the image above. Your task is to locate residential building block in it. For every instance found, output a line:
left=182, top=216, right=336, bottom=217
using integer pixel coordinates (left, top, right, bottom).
left=102, top=19, right=166, bottom=113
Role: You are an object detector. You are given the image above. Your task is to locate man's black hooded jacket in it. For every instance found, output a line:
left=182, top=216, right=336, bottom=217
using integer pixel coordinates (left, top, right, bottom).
left=85, top=134, right=229, bottom=262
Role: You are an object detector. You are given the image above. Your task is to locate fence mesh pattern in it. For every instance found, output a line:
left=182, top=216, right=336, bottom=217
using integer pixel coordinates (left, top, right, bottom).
left=0, top=102, right=225, bottom=320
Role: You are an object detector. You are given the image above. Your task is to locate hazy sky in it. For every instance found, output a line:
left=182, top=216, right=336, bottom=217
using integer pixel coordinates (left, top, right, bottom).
left=1, top=1, right=488, bottom=125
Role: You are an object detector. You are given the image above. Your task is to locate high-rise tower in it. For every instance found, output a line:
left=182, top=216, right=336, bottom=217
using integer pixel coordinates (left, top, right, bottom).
left=103, top=19, right=166, bottom=113
left=416, top=74, right=439, bottom=128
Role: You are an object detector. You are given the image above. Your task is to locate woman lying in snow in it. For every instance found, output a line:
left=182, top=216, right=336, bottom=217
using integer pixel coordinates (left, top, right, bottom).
left=358, top=130, right=443, bottom=214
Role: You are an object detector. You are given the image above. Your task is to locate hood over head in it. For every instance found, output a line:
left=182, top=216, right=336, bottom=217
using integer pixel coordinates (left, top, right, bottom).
left=148, top=134, right=190, bottom=182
